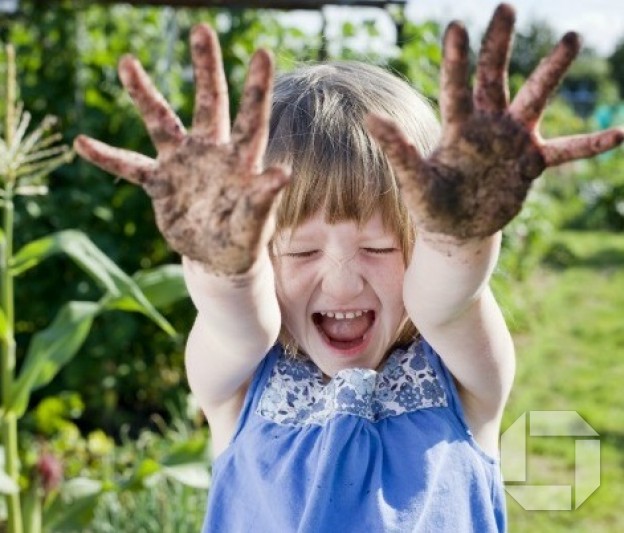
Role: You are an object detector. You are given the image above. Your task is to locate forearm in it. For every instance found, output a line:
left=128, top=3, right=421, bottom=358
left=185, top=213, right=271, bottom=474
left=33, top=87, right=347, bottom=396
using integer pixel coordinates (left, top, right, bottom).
left=404, top=230, right=514, bottom=429
left=183, top=251, right=281, bottom=407
left=403, top=230, right=501, bottom=327
left=184, top=251, right=281, bottom=351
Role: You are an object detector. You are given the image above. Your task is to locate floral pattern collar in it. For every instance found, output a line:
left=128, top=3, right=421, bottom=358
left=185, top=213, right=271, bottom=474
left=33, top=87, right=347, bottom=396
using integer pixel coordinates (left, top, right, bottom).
left=257, top=340, right=448, bottom=427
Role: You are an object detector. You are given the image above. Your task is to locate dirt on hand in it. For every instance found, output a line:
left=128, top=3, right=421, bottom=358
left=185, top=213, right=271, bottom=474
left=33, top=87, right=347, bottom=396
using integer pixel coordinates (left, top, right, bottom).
left=368, top=3, right=624, bottom=243
left=74, top=23, right=290, bottom=276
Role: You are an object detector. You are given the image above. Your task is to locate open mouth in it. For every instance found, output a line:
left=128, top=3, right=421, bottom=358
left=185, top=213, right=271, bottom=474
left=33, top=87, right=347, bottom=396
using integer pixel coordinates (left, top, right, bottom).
left=312, top=310, right=376, bottom=353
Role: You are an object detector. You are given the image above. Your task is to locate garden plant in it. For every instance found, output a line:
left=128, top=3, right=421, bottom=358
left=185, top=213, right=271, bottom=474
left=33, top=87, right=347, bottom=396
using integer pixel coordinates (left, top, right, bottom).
left=0, top=43, right=207, bottom=533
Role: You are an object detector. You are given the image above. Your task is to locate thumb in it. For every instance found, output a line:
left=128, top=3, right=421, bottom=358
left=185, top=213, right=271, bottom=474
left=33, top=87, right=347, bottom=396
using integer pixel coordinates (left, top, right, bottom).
left=250, top=165, right=292, bottom=210
left=366, top=113, right=424, bottom=184
left=366, top=114, right=431, bottom=224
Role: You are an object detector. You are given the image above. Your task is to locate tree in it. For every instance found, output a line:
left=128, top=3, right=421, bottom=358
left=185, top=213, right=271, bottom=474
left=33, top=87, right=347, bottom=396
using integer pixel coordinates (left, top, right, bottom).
left=509, top=20, right=558, bottom=79
left=608, top=37, right=624, bottom=98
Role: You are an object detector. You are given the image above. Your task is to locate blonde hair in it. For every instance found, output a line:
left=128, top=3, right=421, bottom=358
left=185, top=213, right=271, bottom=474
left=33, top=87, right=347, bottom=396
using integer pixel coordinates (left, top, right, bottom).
left=266, top=61, right=441, bottom=352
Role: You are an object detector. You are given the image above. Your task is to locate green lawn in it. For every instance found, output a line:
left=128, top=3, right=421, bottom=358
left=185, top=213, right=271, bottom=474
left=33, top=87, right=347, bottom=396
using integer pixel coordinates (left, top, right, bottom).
left=495, top=231, right=624, bottom=532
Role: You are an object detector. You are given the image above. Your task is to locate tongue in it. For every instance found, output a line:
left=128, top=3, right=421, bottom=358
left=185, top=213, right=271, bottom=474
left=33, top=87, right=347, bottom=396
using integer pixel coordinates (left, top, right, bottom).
left=318, top=313, right=373, bottom=341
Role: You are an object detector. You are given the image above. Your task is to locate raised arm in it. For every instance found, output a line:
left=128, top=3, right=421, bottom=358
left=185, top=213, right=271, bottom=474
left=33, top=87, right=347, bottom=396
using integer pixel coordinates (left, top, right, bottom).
left=367, top=4, right=624, bottom=453
left=74, top=25, right=289, bottom=438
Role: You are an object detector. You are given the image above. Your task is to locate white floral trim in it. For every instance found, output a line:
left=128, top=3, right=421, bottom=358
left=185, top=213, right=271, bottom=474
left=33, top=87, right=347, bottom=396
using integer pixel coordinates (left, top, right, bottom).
left=257, top=341, right=447, bottom=426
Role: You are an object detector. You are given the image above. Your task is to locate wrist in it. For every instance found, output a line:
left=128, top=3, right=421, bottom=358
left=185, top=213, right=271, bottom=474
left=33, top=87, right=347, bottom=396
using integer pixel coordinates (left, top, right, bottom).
left=416, top=229, right=501, bottom=258
left=183, top=249, right=274, bottom=292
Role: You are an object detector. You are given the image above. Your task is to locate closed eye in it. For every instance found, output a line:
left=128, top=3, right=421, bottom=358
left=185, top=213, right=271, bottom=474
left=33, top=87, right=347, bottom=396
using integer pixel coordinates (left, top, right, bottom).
left=363, top=248, right=398, bottom=254
left=285, top=250, right=319, bottom=258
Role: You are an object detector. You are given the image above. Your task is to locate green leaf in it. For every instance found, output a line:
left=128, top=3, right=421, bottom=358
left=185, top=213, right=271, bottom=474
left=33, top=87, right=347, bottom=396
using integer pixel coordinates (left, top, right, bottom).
left=161, top=436, right=210, bottom=489
left=60, top=477, right=103, bottom=500
left=162, top=463, right=210, bottom=489
left=10, top=230, right=176, bottom=336
left=43, top=478, right=103, bottom=531
left=9, top=301, right=100, bottom=417
left=131, top=264, right=188, bottom=309
left=123, top=458, right=162, bottom=491
left=341, top=22, right=356, bottom=38
left=11, top=230, right=115, bottom=290
left=104, top=263, right=188, bottom=317
left=161, top=435, right=208, bottom=466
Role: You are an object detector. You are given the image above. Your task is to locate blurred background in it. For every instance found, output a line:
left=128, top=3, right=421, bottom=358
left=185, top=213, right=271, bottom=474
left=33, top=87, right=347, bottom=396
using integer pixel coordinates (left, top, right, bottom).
left=0, top=0, right=622, bottom=531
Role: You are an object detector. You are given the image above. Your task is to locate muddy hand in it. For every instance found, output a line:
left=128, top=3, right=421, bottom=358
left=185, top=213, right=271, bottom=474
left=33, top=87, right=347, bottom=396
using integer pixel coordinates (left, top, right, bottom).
left=74, top=24, right=290, bottom=275
left=368, top=3, right=624, bottom=241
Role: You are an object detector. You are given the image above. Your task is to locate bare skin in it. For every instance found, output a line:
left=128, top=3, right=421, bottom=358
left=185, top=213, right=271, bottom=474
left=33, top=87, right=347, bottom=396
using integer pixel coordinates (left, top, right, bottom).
left=74, top=24, right=290, bottom=276
left=367, top=3, right=624, bottom=242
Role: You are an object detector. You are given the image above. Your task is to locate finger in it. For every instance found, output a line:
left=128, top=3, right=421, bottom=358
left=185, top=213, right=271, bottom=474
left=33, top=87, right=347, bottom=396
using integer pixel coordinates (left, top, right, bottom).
left=118, top=55, right=186, bottom=156
left=510, top=32, right=581, bottom=128
left=366, top=113, right=424, bottom=189
left=231, top=49, right=274, bottom=171
left=74, top=135, right=170, bottom=198
left=440, top=21, right=473, bottom=128
left=249, top=165, right=292, bottom=210
left=190, top=24, right=230, bottom=143
left=474, top=3, right=515, bottom=113
left=541, top=128, right=624, bottom=167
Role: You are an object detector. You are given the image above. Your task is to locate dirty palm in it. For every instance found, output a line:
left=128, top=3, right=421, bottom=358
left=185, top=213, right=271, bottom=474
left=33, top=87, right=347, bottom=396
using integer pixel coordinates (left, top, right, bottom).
left=74, top=1, right=623, bottom=531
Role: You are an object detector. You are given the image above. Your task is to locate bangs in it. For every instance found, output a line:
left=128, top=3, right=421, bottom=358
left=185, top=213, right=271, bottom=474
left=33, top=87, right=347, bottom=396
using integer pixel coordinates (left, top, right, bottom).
left=267, top=82, right=410, bottom=238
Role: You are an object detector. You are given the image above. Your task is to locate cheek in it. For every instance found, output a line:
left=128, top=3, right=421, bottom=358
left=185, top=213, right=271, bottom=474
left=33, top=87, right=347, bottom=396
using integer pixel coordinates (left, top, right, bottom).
left=273, top=261, right=314, bottom=312
left=368, top=257, right=405, bottom=300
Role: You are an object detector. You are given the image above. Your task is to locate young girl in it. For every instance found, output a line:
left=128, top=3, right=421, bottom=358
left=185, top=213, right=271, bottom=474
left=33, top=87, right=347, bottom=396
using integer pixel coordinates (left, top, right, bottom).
left=74, top=4, right=623, bottom=531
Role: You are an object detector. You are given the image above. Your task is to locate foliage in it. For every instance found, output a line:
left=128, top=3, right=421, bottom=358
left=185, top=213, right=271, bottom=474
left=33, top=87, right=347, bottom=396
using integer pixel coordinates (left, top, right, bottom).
left=561, top=156, right=624, bottom=232
left=18, top=393, right=209, bottom=532
left=608, top=36, right=624, bottom=98
left=0, top=39, right=194, bottom=532
left=499, top=183, right=556, bottom=282
left=508, top=20, right=619, bottom=116
left=391, top=19, right=442, bottom=100
left=6, top=2, right=226, bottom=431
left=566, top=52, right=619, bottom=103
left=509, top=20, right=558, bottom=79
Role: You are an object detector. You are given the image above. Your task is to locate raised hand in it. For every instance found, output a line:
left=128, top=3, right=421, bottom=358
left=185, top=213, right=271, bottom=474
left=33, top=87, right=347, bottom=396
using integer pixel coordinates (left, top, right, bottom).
left=74, top=24, right=290, bottom=275
left=368, top=3, right=624, bottom=241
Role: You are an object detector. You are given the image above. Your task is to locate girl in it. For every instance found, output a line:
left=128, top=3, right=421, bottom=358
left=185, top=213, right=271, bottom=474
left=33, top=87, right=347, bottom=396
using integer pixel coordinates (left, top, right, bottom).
left=74, top=4, right=623, bottom=531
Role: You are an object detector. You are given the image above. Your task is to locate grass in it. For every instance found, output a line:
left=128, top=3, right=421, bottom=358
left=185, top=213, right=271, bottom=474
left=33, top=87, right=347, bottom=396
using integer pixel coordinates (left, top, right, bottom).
left=495, top=230, right=624, bottom=532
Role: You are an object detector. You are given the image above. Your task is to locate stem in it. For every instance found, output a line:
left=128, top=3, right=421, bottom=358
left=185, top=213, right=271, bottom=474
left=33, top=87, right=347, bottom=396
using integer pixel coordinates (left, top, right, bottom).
left=1, top=186, right=23, bottom=533
left=1, top=43, right=24, bottom=533
left=7, top=45, right=16, bottom=150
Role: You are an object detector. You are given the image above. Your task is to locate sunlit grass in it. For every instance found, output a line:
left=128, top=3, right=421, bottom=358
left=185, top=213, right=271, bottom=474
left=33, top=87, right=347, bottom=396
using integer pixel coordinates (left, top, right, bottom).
left=497, top=230, right=624, bottom=532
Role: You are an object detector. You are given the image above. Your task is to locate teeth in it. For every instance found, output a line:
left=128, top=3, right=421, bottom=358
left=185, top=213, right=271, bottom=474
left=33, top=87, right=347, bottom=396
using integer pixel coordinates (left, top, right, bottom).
left=320, top=310, right=367, bottom=320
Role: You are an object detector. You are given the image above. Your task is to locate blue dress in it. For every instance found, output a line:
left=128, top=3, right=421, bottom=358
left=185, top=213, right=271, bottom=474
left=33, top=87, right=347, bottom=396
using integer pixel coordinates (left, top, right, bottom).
left=202, top=339, right=506, bottom=532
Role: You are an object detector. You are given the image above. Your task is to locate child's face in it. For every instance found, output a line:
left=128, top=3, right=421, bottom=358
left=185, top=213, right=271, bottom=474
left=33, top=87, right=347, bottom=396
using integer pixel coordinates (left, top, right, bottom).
left=272, top=210, right=407, bottom=376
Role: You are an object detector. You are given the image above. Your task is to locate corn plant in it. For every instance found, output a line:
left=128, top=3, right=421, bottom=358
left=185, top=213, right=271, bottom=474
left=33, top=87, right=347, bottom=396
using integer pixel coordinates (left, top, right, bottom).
left=0, top=43, right=200, bottom=533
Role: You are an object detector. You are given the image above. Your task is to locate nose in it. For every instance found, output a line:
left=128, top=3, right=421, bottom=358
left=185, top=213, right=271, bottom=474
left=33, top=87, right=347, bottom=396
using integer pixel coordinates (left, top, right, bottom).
left=320, top=255, right=365, bottom=301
